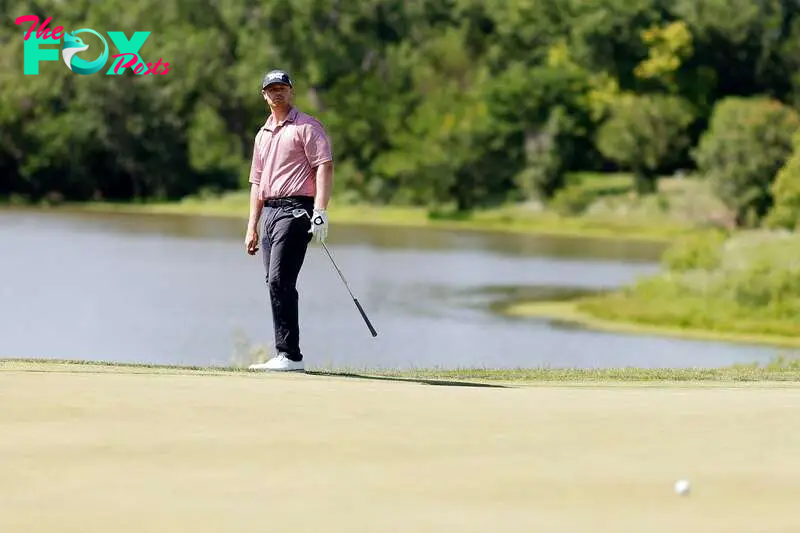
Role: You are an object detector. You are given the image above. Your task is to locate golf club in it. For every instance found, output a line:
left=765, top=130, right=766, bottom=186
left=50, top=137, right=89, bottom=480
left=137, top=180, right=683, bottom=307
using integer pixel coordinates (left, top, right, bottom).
left=320, top=241, right=378, bottom=337
left=298, top=209, right=378, bottom=337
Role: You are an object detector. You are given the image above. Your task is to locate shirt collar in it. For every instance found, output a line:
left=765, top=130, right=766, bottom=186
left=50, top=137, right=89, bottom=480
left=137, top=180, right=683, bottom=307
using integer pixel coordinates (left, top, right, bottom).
left=263, top=107, right=299, bottom=131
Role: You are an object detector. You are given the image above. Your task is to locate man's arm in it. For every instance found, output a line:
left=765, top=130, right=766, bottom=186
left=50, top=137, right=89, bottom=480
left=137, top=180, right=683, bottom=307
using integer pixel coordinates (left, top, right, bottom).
left=247, top=183, right=263, bottom=232
left=314, top=161, right=334, bottom=210
left=247, top=132, right=264, bottom=232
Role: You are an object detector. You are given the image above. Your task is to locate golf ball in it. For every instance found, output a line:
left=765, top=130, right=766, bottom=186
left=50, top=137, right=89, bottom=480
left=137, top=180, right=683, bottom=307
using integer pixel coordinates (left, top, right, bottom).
left=674, top=479, right=691, bottom=496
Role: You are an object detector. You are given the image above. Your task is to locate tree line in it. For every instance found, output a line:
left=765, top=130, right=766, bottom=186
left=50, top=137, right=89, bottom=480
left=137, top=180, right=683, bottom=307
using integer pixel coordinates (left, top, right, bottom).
left=3, top=0, right=800, bottom=228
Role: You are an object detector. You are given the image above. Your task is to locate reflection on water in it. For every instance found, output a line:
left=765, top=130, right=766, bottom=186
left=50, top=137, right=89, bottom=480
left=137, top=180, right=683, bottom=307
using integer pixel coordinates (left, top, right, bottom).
left=7, top=206, right=667, bottom=262
left=0, top=207, right=783, bottom=369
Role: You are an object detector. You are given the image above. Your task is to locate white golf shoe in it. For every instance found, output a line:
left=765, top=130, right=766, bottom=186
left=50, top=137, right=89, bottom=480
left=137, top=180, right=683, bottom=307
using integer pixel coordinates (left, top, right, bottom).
left=248, top=354, right=304, bottom=372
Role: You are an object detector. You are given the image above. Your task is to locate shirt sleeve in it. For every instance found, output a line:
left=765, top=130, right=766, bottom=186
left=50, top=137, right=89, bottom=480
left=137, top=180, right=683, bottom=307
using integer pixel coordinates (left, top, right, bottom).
left=248, top=131, right=264, bottom=185
left=302, top=122, right=333, bottom=167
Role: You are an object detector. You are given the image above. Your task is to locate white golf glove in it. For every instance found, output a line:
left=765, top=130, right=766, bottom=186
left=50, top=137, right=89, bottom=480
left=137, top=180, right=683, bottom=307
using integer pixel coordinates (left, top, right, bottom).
left=309, top=208, right=328, bottom=243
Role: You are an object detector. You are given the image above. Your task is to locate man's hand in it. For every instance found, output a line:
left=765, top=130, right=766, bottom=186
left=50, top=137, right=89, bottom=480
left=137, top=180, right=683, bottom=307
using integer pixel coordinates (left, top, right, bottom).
left=245, top=226, right=259, bottom=255
left=308, top=208, right=328, bottom=243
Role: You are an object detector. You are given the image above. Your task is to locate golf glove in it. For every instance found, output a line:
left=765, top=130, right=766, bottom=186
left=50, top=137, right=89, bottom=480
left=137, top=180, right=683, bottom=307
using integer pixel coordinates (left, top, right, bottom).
left=309, top=208, right=328, bottom=243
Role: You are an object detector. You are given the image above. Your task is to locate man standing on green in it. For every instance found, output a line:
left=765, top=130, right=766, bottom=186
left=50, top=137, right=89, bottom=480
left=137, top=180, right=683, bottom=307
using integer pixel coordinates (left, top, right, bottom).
left=244, top=69, right=334, bottom=372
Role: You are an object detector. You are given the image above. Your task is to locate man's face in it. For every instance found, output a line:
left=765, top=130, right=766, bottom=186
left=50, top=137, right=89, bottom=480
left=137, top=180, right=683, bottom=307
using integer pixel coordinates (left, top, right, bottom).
left=263, top=83, right=292, bottom=106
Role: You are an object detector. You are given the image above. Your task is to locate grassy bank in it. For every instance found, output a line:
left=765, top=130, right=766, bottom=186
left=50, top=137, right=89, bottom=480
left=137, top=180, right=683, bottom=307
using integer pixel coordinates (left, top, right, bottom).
left=3, top=357, right=800, bottom=382
left=502, top=299, right=800, bottom=349
left=6, top=173, right=727, bottom=243
left=504, top=230, right=800, bottom=349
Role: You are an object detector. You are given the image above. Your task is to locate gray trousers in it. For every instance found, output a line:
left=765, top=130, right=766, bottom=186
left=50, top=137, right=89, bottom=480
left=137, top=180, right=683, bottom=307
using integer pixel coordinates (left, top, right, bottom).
left=260, top=196, right=313, bottom=361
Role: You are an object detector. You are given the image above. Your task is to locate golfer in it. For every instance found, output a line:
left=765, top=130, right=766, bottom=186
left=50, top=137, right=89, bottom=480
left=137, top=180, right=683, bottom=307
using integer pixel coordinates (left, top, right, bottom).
left=244, top=69, right=334, bottom=372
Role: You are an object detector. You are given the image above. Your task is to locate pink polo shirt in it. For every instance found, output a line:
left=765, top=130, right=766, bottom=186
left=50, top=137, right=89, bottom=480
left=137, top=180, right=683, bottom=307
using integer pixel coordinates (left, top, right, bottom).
left=248, top=107, right=333, bottom=200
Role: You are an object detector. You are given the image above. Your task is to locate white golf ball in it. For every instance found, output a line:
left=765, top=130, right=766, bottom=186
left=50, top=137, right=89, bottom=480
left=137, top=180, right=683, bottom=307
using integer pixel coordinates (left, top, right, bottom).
left=674, top=479, right=691, bottom=496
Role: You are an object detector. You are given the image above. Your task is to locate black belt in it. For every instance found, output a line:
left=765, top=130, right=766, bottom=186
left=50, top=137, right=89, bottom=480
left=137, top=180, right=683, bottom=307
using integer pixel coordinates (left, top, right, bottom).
left=263, top=195, right=313, bottom=208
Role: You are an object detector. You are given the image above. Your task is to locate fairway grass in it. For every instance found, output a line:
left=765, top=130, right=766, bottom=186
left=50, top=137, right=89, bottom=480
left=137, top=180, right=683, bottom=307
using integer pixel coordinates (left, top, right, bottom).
left=3, top=357, right=800, bottom=382
left=2, top=359, right=799, bottom=533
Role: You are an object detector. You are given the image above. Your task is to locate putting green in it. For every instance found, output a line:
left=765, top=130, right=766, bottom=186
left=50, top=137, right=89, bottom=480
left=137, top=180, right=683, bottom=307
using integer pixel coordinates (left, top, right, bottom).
left=2, top=362, right=799, bottom=533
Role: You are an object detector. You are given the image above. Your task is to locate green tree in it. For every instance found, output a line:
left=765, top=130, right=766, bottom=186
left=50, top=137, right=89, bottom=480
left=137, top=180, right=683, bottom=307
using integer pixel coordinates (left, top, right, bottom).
left=634, top=20, right=694, bottom=93
left=669, top=0, right=798, bottom=109
left=481, top=0, right=568, bottom=68
left=484, top=62, right=594, bottom=200
left=3, top=0, right=800, bottom=213
left=563, top=0, right=665, bottom=90
left=693, top=96, right=800, bottom=226
left=595, top=93, right=696, bottom=194
left=370, top=25, right=512, bottom=211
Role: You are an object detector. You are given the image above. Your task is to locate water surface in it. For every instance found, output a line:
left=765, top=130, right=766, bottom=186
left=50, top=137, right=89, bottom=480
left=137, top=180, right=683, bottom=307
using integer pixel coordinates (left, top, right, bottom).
left=0, top=208, right=783, bottom=369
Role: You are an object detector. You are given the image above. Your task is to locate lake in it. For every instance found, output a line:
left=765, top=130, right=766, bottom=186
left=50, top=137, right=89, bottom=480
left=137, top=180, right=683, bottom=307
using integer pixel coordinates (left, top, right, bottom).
left=0, top=207, right=783, bottom=369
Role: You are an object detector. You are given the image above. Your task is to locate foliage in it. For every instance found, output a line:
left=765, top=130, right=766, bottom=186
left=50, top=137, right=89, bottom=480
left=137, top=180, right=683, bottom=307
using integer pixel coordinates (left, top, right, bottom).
left=660, top=229, right=728, bottom=271
left=765, top=132, right=800, bottom=230
left=550, top=185, right=596, bottom=216
left=580, top=230, right=800, bottom=337
left=3, top=0, right=800, bottom=212
left=595, top=93, right=696, bottom=194
left=692, top=97, right=800, bottom=226
left=633, top=20, right=693, bottom=91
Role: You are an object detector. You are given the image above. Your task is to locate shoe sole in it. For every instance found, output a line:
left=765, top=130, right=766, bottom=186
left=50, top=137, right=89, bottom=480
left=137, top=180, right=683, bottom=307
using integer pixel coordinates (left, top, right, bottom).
left=248, top=368, right=305, bottom=372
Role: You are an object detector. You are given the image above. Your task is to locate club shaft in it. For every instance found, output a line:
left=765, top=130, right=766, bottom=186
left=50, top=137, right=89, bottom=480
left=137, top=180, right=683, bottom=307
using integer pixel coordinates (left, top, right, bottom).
left=320, top=241, right=378, bottom=337
left=321, top=242, right=354, bottom=296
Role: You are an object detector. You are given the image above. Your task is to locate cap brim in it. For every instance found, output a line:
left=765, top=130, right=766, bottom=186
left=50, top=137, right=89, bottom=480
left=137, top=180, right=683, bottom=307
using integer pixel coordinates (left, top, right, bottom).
left=262, top=81, right=291, bottom=89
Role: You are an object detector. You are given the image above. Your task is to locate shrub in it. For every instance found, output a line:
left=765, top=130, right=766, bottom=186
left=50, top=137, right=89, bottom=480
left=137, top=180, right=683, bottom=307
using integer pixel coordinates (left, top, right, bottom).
left=550, top=186, right=596, bottom=215
left=693, top=96, right=800, bottom=227
left=580, top=230, right=800, bottom=337
left=765, top=132, right=800, bottom=230
left=660, top=229, right=728, bottom=271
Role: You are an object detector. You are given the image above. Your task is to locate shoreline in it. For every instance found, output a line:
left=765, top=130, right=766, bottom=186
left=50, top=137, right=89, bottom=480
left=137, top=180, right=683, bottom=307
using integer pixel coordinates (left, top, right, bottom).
left=2, top=357, right=799, bottom=383
left=501, top=300, right=800, bottom=349
left=0, top=198, right=692, bottom=243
